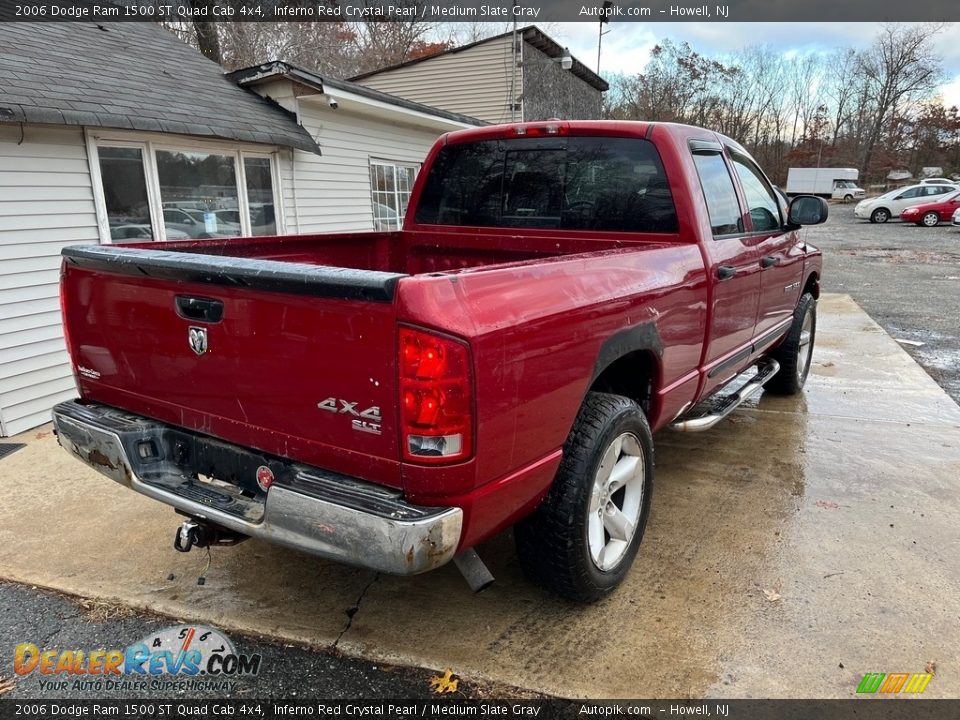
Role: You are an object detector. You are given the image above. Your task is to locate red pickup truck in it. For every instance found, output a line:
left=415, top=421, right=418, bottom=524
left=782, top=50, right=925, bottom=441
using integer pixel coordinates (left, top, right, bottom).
left=54, top=121, right=826, bottom=601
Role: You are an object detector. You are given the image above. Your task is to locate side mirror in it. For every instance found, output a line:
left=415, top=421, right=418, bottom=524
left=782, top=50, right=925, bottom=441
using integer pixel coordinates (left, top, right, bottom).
left=788, top=195, right=829, bottom=226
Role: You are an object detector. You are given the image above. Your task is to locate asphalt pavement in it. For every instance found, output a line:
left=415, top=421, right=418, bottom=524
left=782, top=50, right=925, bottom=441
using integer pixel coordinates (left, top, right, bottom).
left=808, top=207, right=960, bottom=403
left=0, top=581, right=533, bottom=700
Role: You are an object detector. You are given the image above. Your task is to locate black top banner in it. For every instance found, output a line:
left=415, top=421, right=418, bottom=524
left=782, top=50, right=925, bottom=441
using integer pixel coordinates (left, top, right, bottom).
left=0, top=0, right=958, bottom=22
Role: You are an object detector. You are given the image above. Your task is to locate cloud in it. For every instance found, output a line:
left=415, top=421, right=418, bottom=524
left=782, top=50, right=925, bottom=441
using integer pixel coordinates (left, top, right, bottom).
left=551, top=21, right=959, bottom=98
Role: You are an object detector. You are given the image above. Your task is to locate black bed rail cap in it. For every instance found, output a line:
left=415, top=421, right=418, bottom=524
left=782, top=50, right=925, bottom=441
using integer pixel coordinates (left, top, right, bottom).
left=61, top=244, right=407, bottom=303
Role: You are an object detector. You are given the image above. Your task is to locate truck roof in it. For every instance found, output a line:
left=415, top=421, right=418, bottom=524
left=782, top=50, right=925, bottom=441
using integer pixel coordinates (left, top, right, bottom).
left=440, top=119, right=749, bottom=154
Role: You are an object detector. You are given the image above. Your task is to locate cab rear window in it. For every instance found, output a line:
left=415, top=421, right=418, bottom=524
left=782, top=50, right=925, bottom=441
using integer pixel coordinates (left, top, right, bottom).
left=414, top=136, right=678, bottom=233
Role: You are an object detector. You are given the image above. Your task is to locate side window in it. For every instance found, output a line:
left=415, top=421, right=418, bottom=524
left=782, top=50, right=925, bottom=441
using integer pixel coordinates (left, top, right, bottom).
left=692, top=152, right=742, bottom=236
left=730, top=154, right=781, bottom=232
left=898, top=187, right=920, bottom=199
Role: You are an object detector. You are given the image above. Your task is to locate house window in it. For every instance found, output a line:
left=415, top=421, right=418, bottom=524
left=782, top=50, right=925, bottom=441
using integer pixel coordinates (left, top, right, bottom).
left=97, top=147, right=154, bottom=243
left=157, top=150, right=240, bottom=239
left=92, top=136, right=281, bottom=243
left=370, top=160, right=418, bottom=231
left=244, top=156, right=277, bottom=236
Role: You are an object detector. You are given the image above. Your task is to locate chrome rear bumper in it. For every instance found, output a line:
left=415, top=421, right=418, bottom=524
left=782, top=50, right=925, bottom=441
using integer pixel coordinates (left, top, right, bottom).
left=52, top=401, right=462, bottom=575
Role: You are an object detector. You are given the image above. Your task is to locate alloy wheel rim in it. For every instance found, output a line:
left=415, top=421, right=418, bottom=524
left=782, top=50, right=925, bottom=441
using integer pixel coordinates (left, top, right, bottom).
left=588, top=432, right=645, bottom=571
left=924, top=213, right=938, bottom=227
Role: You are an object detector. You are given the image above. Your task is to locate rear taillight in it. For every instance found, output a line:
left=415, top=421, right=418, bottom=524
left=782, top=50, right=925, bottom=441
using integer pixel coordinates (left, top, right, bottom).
left=399, top=327, right=473, bottom=464
left=59, top=269, right=75, bottom=361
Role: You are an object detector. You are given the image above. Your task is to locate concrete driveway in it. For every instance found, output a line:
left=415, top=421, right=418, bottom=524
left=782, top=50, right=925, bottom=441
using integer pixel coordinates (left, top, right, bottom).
left=1, top=294, right=958, bottom=698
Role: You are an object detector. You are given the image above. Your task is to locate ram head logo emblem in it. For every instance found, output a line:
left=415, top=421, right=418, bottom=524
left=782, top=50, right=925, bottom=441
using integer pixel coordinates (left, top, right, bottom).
left=188, top=326, right=208, bottom=356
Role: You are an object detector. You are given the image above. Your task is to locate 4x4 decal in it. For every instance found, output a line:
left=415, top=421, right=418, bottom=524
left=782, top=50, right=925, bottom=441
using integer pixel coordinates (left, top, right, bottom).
left=317, top=397, right=382, bottom=435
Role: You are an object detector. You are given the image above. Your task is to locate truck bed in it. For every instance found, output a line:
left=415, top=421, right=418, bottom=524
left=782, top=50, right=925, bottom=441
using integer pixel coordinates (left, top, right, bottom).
left=60, top=228, right=680, bottom=497
left=126, top=228, right=660, bottom=276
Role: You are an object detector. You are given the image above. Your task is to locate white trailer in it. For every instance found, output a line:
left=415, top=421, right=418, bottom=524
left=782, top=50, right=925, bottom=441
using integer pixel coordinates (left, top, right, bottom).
left=786, top=168, right=865, bottom=201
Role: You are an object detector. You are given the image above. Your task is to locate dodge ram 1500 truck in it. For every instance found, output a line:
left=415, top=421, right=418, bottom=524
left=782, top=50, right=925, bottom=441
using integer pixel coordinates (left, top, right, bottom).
left=54, top=120, right=826, bottom=601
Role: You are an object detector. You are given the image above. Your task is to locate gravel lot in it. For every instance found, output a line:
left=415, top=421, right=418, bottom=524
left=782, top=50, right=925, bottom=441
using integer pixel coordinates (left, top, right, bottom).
left=806, top=204, right=960, bottom=404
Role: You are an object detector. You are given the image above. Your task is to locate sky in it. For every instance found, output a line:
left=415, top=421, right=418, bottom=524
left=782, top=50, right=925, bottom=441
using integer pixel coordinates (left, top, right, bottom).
left=538, top=22, right=960, bottom=107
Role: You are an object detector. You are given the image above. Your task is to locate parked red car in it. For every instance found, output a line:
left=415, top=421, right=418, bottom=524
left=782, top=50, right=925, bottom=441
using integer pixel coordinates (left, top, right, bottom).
left=900, top=189, right=960, bottom=227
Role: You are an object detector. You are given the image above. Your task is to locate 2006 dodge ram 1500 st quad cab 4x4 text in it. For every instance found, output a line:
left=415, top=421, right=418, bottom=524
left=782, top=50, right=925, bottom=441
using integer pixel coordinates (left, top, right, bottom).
left=54, top=120, right=826, bottom=601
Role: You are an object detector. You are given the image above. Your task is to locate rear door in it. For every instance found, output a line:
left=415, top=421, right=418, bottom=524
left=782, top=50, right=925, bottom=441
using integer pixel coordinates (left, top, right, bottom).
left=690, top=142, right=762, bottom=392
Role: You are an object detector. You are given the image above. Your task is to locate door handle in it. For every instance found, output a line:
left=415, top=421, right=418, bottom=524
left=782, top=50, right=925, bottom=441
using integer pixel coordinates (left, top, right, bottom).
left=717, top=265, right=737, bottom=281
left=175, top=295, right=224, bottom=323
left=761, top=255, right=779, bottom=269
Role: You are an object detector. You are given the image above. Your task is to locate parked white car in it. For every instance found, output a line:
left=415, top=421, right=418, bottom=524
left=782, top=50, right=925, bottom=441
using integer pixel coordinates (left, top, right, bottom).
left=920, top=178, right=956, bottom=185
left=854, top=183, right=958, bottom=223
left=953, top=207, right=960, bottom=227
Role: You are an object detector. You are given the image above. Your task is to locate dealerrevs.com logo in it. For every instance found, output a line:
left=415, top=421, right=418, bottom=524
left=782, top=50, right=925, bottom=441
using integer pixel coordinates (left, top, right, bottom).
left=14, top=625, right=261, bottom=693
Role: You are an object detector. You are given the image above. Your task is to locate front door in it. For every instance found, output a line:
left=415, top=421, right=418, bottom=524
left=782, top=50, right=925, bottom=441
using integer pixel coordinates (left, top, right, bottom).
left=728, top=151, right=805, bottom=339
left=690, top=146, right=762, bottom=394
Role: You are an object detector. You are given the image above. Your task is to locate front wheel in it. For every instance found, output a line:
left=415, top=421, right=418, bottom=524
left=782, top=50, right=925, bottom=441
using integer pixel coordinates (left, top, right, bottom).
left=870, top=208, right=890, bottom=223
left=766, top=293, right=817, bottom=395
left=843, top=194, right=853, bottom=203
left=921, top=212, right=939, bottom=227
left=515, top=392, right=653, bottom=602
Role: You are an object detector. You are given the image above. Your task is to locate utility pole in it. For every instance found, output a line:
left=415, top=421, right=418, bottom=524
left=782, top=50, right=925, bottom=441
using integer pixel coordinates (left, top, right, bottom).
left=597, top=1, right=612, bottom=75
left=510, top=0, right=518, bottom=122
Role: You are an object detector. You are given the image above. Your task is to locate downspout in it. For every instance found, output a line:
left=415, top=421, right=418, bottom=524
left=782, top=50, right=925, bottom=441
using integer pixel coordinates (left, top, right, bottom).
left=290, top=147, right=301, bottom=234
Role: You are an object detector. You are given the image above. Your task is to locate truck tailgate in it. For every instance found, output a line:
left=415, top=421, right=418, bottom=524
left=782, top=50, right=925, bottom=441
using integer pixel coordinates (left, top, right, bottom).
left=60, top=246, right=406, bottom=487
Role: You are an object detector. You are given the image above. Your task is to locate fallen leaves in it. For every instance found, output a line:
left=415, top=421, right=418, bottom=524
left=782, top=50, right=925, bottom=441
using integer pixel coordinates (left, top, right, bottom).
left=0, top=676, right=14, bottom=697
left=815, top=500, right=840, bottom=509
left=925, top=660, right=937, bottom=675
left=762, top=580, right=783, bottom=602
left=76, top=598, right=135, bottom=622
left=428, top=668, right=460, bottom=694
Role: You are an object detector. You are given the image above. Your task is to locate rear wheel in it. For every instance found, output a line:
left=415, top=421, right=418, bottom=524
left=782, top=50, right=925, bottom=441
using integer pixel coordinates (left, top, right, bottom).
left=766, top=293, right=817, bottom=395
left=922, top=212, right=940, bottom=227
left=870, top=208, right=890, bottom=223
left=515, top=392, right=653, bottom=602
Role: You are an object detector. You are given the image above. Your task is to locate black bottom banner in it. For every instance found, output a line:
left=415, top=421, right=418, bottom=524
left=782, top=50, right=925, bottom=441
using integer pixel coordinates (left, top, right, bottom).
left=2, top=700, right=960, bottom=720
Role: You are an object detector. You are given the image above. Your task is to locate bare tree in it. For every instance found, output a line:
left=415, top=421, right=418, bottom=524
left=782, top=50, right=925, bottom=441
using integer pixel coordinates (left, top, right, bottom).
left=187, top=0, right=221, bottom=64
left=856, top=23, right=946, bottom=176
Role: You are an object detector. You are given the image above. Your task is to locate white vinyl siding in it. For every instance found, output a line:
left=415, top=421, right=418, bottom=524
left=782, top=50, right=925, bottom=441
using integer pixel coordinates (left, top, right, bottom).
left=283, top=101, right=442, bottom=234
left=356, top=34, right=518, bottom=125
left=0, top=124, right=95, bottom=436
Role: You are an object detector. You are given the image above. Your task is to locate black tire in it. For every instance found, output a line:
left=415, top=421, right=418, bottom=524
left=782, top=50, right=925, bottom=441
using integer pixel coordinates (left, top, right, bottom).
left=870, top=208, right=890, bottom=223
left=921, top=212, right=939, bottom=227
left=515, top=392, right=653, bottom=602
left=843, top=194, right=853, bottom=203
left=766, top=293, right=817, bottom=395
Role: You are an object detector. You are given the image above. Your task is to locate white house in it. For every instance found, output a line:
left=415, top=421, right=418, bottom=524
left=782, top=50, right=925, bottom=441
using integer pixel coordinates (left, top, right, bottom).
left=228, top=62, right=480, bottom=235
left=0, top=23, right=479, bottom=437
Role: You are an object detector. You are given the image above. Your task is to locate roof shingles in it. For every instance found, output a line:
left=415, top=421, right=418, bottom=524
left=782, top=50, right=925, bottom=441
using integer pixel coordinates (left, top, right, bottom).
left=0, top=21, right=320, bottom=153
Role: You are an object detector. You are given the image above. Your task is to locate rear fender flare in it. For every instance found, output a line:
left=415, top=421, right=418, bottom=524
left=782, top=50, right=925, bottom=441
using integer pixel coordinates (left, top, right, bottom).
left=585, top=322, right=664, bottom=417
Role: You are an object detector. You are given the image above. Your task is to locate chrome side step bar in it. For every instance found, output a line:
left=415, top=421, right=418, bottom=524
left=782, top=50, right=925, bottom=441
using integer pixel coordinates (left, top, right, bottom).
left=669, top=358, right=780, bottom=432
